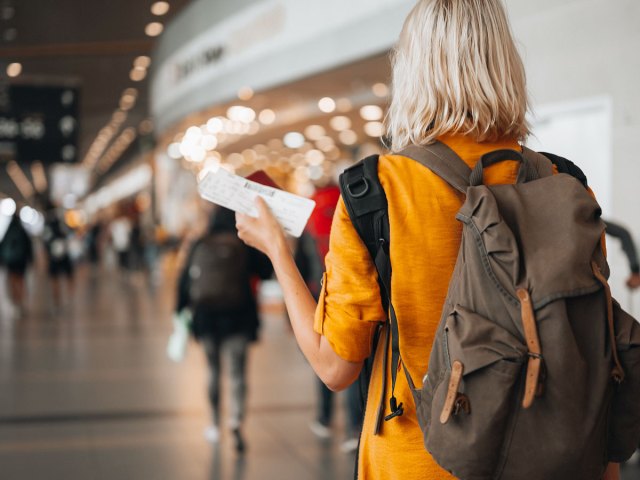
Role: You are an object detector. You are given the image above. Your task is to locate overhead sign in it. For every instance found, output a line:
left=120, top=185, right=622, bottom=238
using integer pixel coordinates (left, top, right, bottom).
left=0, top=85, right=80, bottom=165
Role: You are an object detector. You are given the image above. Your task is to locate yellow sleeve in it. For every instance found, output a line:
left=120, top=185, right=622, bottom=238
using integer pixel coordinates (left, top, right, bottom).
left=313, top=197, right=386, bottom=362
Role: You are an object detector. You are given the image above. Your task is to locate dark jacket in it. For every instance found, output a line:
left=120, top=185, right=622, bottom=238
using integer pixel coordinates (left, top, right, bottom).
left=176, top=208, right=272, bottom=342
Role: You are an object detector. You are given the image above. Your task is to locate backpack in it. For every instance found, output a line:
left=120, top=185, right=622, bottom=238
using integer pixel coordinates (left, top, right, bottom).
left=339, top=141, right=640, bottom=479
left=188, top=232, right=249, bottom=310
left=0, top=223, right=29, bottom=267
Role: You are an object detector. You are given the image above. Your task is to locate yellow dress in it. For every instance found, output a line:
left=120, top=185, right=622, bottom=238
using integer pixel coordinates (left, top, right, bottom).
left=314, top=135, right=522, bottom=479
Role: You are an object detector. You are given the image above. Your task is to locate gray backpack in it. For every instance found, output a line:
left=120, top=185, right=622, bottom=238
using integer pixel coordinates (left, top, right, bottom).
left=339, top=142, right=640, bottom=479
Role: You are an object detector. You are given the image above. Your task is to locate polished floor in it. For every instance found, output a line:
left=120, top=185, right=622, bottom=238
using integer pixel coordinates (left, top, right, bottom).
left=0, top=258, right=639, bottom=480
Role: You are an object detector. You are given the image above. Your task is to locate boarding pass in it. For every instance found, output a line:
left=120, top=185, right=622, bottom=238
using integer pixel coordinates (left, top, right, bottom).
left=198, top=168, right=316, bottom=238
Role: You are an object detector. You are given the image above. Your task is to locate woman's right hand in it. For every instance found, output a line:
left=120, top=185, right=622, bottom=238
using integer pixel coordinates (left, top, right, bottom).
left=235, top=196, right=287, bottom=260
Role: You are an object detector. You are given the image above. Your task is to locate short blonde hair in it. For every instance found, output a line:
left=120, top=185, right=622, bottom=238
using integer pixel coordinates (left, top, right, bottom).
left=386, top=0, right=529, bottom=151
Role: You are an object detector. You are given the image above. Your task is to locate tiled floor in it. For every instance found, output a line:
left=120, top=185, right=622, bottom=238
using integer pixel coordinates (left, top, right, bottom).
left=0, top=259, right=639, bottom=479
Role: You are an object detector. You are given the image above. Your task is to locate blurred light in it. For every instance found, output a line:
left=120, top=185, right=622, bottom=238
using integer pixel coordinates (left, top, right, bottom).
left=0, top=198, right=16, bottom=216
left=190, top=146, right=206, bottom=163
left=227, top=153, right=244, bottom=168
left=6, top=62, right=21, bottom=77
left=130, top=67, right=147, bottom=82
left=258, top=109, right=276, bottom=125
left=364, top=121, right=384, bottom=137
left=7, top=161, right=35, bottom=198
left=112, top=110, right=127, bottom=123
left=308, top=165, right=323, bottom=180
left=145, top=22, right=164, bottom=37
left=151, top=1, right=170, bottom=15
left=227, top=106, right=256, bottom=123
left=360, top=105, right=384, bottom=121
left=372, top=83, right=389, bottom=97
left=318, top=97, right=336, bottom=113
left=315, top=136, right=335, bottom=152
left=2, top=5, right=15, bottom=20
left=336, top=98, right=353, bottom=112
left=201, top=134, right=218, bottom=151
left=248, top=121, right=260, bottom=135
left=185, top=126, right=202, bottom=140
left=294, top=165, right=309, bottom=182
left=305, top=149, right=325, bottom=166
left=339, top=129, right=358, bottom=145
left=329, top=116, right=352, bottom=131
left=237, top=86, right=254, bottom=101
left=168, top=143, right=182, bottom=159
left=133, top=56, right=151, bottom=69
left=206, top=117, right=224, bottom=134
left=283, top=132, right=305, bottom=149
left=304, top=125, right=325, bottom=141
left=30, top=162, right=48, bottom=193
left=20, top=206, right=38, bottom=225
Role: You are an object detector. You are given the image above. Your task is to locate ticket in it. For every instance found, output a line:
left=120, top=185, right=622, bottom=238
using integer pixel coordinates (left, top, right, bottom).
left=197, top=168, right=316, bottom=238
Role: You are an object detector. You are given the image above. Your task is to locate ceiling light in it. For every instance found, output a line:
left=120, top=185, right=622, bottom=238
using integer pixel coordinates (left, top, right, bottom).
left=283, top=132, right=305, bottom=149
left=372, top=83, right=389, bottom=98
left=258, top=109, right=276, bottom=125
left=318, top=97, right=336, bottom=113
left=339, top=130, right=358, bottom=145
left=168, top=143, right=182, bottom=159
left=0, top=198, right=16, bottom=217
left=329, top=116, right=352, bottom=131
left=360, top=105, right=384, bottom=121
left=133, top=56, right=151, bottom=69
left=145, top=22, right=164, bottom=37
left=315, top=136, right=335, bottom=152
left=206, top=117, right=224, bottom=134
left=304, top=125, right=326, bottom=141
left=151, top=1, right=170, bottom=16
left=6, top=62, right=21, bottom=77
left=130, top=67, right=147, bottom=82
left=364, top=121, right=384, bottom=137
left=237, top=86, right=254, bottom=101
left=201, top=135, right=218, bottom=151
left=306, top=149, right=325, bottom=166
left=336, top=98, right=353, bottom=112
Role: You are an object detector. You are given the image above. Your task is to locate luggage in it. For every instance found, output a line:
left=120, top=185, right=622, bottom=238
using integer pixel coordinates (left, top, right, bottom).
left=188, top=232, right=249, bottom=310
left=340, top=141, right=640, bottom=479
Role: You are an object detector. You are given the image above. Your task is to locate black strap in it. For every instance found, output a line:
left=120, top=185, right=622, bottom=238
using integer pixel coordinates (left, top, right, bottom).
left=539, top=151, right=589, bottom=188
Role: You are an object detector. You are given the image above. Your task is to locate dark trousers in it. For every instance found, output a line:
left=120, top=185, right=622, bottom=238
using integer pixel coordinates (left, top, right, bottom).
left=316, top=378, right=363, bottom=437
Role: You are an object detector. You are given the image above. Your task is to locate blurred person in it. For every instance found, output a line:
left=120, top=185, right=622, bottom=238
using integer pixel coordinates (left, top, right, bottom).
left=295, top=182, right=363, bottom=453
left=235, top=1, right=625, bottom=479
left=42, top=209, right=75, bottom=310
left=605, top=220, right=640, bottom=290
left=86, top=222, right=103, bottom=266
left=175, top=207, right=272, bottom=453
left=110, top=215, right=132, bottom=271
left=0, top=212, right=34, bottom=316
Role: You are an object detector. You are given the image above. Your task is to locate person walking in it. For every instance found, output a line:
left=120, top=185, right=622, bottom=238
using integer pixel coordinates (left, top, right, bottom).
left=42, top=209, right=75, bottom=310
left=0, top=212, right=34, bottom=317
left=235, top=1, right=622, bottom=479
left=175, top=207, right=272, bottom=453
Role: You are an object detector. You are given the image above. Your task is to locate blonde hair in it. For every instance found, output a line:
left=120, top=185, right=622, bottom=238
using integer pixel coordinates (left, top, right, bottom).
left=386, top=0, right=529, bottom=151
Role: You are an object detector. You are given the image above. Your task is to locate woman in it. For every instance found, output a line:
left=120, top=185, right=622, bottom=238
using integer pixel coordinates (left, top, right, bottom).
left=236, top=1, right=619, bottom=478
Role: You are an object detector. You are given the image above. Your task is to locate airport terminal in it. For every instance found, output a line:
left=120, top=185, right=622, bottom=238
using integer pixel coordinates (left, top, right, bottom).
left=1, top=1, right=639, bottom=478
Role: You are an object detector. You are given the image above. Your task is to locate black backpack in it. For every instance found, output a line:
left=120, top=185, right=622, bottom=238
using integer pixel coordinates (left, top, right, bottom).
left=188, top=232, right=250, bottom=310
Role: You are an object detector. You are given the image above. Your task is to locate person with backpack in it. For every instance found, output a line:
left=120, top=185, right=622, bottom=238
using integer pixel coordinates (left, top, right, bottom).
left=295, top=183, right=363, bottom=452
left=175, top=207, right=272, bottom=453
left=0, top=211, right=34, bottom=316
left=235, top=1, right=640, bottom=479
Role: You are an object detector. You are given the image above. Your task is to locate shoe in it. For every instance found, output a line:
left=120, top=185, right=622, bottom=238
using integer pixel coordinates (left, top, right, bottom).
left=232, top=428, right=245, bottom=453
left=204, top=425, right=220, bottom=443
left=340, top=437, right=359, bottom=454
left=309, top=420, right=332, bottom=439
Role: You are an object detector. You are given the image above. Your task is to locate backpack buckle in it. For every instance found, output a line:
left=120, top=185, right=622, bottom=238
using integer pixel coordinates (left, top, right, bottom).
left=347, top=178, right=370, bottom=198
left=384, top=396, right=404, bottom=421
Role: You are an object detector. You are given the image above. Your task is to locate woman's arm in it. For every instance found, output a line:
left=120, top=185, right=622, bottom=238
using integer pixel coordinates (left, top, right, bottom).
left=236, top=197, right=362, bottom=391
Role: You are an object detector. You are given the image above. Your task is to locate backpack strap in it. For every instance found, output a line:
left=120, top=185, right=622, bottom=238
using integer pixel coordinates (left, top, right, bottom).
left=399, top=142, right=472, bottom=193
left=537, top=151, right=589, bottom=188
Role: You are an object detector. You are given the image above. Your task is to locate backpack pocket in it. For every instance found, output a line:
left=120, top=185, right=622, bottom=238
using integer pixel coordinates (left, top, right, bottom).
left=423, top=306, right=527, bottom=479
left=607, top=300, right=640, bottom=462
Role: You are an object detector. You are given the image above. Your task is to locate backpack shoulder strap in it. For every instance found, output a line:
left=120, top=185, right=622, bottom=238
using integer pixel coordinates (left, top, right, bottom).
left=537, top=151, right=589, bottom=188
left=521, top=146, right=555, bottom=179
left=398, top=142, right=471, bottom=193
